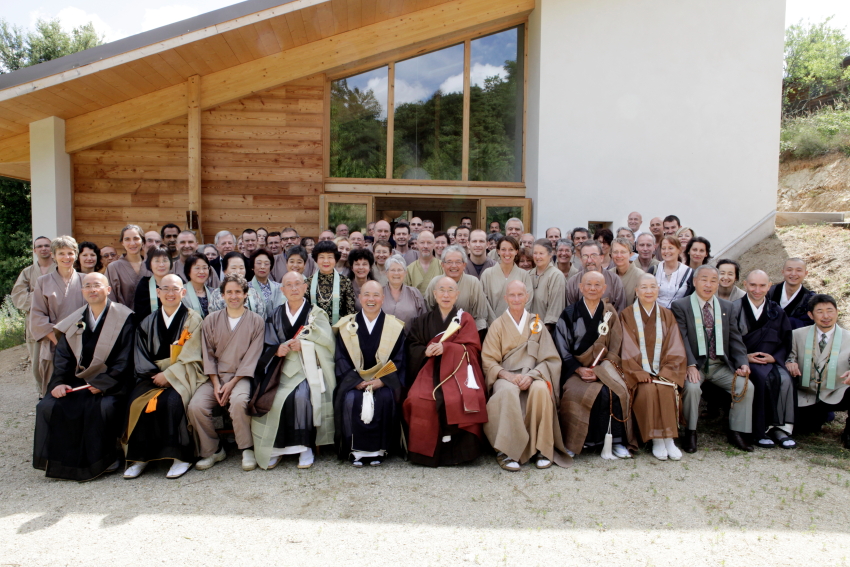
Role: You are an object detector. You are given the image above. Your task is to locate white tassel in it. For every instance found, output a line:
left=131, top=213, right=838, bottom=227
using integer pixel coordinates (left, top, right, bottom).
left=360, top=385, right=374, bottom=424
left=600, top=416, right=616, bottom=460
left=465, top=364, right=479, bottom=389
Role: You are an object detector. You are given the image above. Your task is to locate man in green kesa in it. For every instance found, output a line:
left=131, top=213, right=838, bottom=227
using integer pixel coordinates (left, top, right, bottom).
left=786, top=294, right=850, bottom=449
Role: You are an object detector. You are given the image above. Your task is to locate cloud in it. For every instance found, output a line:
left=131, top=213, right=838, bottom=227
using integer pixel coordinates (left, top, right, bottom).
left=142, top=5, right=203, bottom=32
left=438, top=63, right=509, bottom=94
left=30, top=7, right=124, bottom=42
left=393, top=78, right=431, bottom=106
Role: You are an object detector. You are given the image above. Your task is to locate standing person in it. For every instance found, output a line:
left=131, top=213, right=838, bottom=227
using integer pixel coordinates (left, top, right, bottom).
left=30, top=236, right=87, bottom=396
left=371, top=240, right=392, bottom=286
left=545, top=227, right=561, bottom=250
left=404, top=230, right=443, bottom=294
left=422, top=220, right=435, bottom=233
left=123, top=274, right=206, bottom=479
left=382, top=255, right=426, bottom=332
left=529, top=239, right=565, bottom=333
left=241, top=229, right=259, bottom=257
left=786, top=294, right=850, bottom=448
left=635, top=233, right=660, bottom=273
left=145, top=231, right=163, bottom=251
left=272, top=228, right=317, bottom=281
left=735, top=270, right=796, bottom=449
left=100, top=246, right=119, bottom=269
left=266, top=232, right=283, bottom=256
left=182, top=254, right=214, bottom=318
left=554, top=239, right=578, bottom=279
left=373, top=220, right=392, bottom=244
left=517, top=248, right=534, bottom=270
left=409, top=217, right=423, bottom=234
left=256, top=228, right=268, bottom=248
left=454, top=226, right=471, bottom=253
left=481, top=236, right=533, bottom=323
left=161, top=223, right=181, bottom=259
left=189, top=274, right=265, bottom=472
left=12, top=236, right=55, bottom=395
left=676, top=227, right=695, bottom=263
left=33, top=272, right=135, bottom=481
left=334, top=237, right=352, bottom=278
left=619, top=274, right=687, bottom=461
left=616, top=227, right=636, bottom=252
left=555, top=272, right=633, bottom=459
left=335, top=224, right=350, bottom=238
left=333, top=281, right=406, bottom=466
left=250, top=249, right=284, bottom=316
left=302, top=237, right=316, bottom=257
left=482, top=281, right=569, bottom=470
left=717, top=259, right=746, bottom=302
left=208, top=252, right=266, bottom=318
left=106, top=225, right=151, bottom=307
left=74, top=242, right=102, bottom=274
left=570, top=228, right=590, bottom=270
left=404, top=277, right=488, bottom=467
left=132, top=245, right=173, bottom=325
left=594, top=228, right=615, bottom=270
left=348, top=248, right=375, bottom=310
left=174, top=231, right=218, bottom=287
left=464, top=229, right=495, bottom=279
left=349, top=231, right=366, bottom=250
left=768, top=258, right=816, bottom=329
left=649, top=217, right=664, bottom=260
left=663, top=215, right=681, bottom=236
left=684, top=236, right=710, bottom=271
left=654, top=236, right=692, bottom=308
left=393, top=222, right=419, bottom=265
left=671, top=265, right=754, bottom=453
left=565, top=241, right=626, bottom=311
left=434, top=231, right=449, bottom=261
left=423, top=246, right=491, bottom=331
left=306, top=240, right=356, bottom=325
left=609, top=238, right=645, bottom=305
left=489, top=220, right=501, bottom=234
left=627, top=212, right=644, bottom=238
left=211, top=230, right=236, bottom=280
left=284, top=246, right=309, bottom=276
left=459, top=216, right=473, bottom=230
left=249, top=272, right=336, bottom=471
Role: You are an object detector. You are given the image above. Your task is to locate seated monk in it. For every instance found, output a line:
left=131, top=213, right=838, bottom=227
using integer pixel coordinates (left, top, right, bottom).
left=482, top=280, right=570, bottom=471
left=333, top=281, right=406, bottom=466
left=33, top=272, right=135, bottom=480
left=555, top=271, right=635, bottom=459
left=619, top=273, right=687, bottom=461
left=123, top=274, right=206, bottom=479
left=404, top=276, right=488, bottom=467
left=249, top=271, right=336, bottom=470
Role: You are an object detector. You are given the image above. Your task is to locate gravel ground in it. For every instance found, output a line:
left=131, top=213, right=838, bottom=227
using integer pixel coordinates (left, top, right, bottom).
left=1, top=344, right=849, bottom=566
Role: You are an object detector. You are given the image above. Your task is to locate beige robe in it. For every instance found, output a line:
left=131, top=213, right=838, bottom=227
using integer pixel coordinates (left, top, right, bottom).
left=271, top=253, right=317, bottom=282
left=565, top=268, right=627, bottom=312
left=106, top=258, right=151, bottom=307
left=424, top=273, right=491, bottom=330
left=12, top=261, right=55, bottom=394
left=174, top=257, right=220, bottom=289
left=382, top=284, right=427, bottom=333
left=787, top=324, right=850, bottom=406
left=530, top=265, right=566, bottom=326
left=30, top=271, right=86, bottom=394
left=481, top=310, right=570, bottom=467
left=404, top=258, right=444, bottom=295
left=480, top=264, right=534, bottom=325
left=636, top=258, right=659, bottom=273
left=610, top=262, right=646, bottom=306
left=371, top=264, right=389, bottom=286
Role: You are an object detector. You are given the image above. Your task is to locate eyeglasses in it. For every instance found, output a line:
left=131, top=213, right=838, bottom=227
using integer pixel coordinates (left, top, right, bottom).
left=443, top=260, right=465, bottom=266
left=581, top=253, right=600, bottom=260
left=83, top=284, right=106, bottom=290
left=191, top=265, right=209, bottom=272
left=158, top=287, right=183, bottom=293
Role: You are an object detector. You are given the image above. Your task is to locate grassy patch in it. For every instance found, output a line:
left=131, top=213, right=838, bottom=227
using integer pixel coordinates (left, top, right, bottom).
left=780, top=103, right=850, bottom=160
left=0, top=295, right=25, bottom=350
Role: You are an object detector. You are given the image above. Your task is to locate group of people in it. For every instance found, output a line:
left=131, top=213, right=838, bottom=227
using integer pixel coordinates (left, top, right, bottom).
left=14, top=211, right=849, bottom=481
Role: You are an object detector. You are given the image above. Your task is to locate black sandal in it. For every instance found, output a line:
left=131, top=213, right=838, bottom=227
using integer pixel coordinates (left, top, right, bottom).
left=768, top=428, right=796, bottom=449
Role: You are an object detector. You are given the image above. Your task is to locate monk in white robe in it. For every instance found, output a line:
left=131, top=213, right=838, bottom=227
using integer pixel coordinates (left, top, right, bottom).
left=482, top=280, right=570, bottom=471
left=188, top=274, right=265, bottom=472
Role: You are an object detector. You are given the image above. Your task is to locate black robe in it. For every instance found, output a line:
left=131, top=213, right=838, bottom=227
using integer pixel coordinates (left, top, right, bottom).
left=132, top=276, right=162, bottom=326
left=554, top=302, right=625, bottom=447
left=333, top=311, right=406, bottom=460
left=768, top=283, right=814, bottom=330
left=735, top=298, right=795, bottom=436
left=405, top=307, right=481, bottom=467
left=33, top=302, right=135, bottom=480
left=127, top=304, right=194, bottom=463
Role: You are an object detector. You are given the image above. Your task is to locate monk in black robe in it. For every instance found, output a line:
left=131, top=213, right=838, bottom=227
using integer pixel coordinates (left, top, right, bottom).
left=736, top=271, right=796, bottom=448
left=404, top=277, right=488, bottom=467
left=333, top=281, right=406, bottom=466
left=33, top=273, right=135, bottom=481
left=768, top=258, right=815, bottom=330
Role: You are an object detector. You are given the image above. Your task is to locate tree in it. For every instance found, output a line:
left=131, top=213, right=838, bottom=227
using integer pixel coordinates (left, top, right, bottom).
left=0, top=18, right=103, bottom=297
left=783, top=17, right=850, bottom=116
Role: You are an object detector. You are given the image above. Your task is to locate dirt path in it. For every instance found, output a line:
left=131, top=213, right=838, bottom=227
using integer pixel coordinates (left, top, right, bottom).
left=1, top=344, right=849, bottom=566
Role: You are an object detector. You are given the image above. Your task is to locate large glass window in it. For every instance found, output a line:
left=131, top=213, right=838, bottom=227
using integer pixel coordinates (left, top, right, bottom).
left=469, top=27, right=523, bottom=182
left=392, top=44, right=464, bottom=180
left=329, top=67, right=388, bottom=178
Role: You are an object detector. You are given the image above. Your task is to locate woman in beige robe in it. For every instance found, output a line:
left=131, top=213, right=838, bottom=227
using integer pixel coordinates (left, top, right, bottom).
left=106, top=224, right=151, bottom=307
left=382, top=255, right=426, bottom=334
left=619, top=273, right=687, bottom=461
left=610, top=238, right=646, bottom=306
left=529, top=239, right=566, bottom=332
left=30, top=236, right=86, bottom=395
left=480, top=236, right=533, bottom=324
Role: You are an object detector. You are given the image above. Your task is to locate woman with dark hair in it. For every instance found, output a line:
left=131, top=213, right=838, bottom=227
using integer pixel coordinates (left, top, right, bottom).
left=480, top=235, right=533, bottom=323
left=250, top=248, right=284, bottom=314
left=74, top=241, right=103, bottom=274
left=106, top=224, right=151, bottom=307
left=301, top=237, right=316, bottom=256
left=182, top=253, right=214, bottom=317
left=285, top=245, right=308, bottom=274
left=595, top=228, right=615, bottom=270
left=133, top=245, right=174, bottom=325
left=306, top=240, right=355, bottom=324
left=348, top=248, right=375, bottom=311
left=371, top=240, right=392, bottom=286
left=517, top=247, right=534, bottom=270
left=684, top=236, right=711, bottom=270
left=208, top=251, right=266, bottom=317
left=529, top=239, right=565, bottom=333
left=716, top=258, right=746, bottom=302
left=334, top=237, right=352, bottom=278
left=654, top=236, right=692, bottom=308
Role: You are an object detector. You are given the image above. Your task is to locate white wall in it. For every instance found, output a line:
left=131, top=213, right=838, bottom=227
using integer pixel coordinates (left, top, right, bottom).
left=526, top=0, right=785, bottom=252
left=29, top=116, right=73, bottom=240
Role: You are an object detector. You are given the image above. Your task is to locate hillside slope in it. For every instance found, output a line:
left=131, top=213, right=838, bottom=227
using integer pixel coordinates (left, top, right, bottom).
left=778, top=154, right=850, bottom=212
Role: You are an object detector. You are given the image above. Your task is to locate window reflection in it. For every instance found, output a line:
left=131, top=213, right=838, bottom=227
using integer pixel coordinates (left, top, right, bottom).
left=330, top=67, right=388, bottom=178
left=393, top=44, right=465, bottom=180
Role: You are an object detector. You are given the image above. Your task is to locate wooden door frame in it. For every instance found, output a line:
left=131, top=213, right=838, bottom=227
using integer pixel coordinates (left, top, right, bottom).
left=478, top=197, right=532, bottom=234
left=319, top=194, right=375, bottom=233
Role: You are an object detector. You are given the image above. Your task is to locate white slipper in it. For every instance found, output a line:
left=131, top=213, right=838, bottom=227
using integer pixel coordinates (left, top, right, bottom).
left=652, top=439, right=668, bottom=461
left=612, top=444, right=631, bottom=459
left=123, top=461, right=147, bottom=479
left=664, top=438, right=683, bottom=460
left=166, top=459, right=192, bottom=479
left=297, top=448, right=314, bottom=469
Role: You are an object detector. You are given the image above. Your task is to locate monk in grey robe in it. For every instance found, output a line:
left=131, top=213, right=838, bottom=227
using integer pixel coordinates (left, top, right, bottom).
left=565, top=241, right=626, bottom=311
left=106, top=225, right=150, bottom=307
left=33, top=273, right=135, bottom=481
left=249, top=272, right=336, bottom=470
left=423, top=246, right=491, bottom=331
left=529, top=239, right=565, bottom=332
left=188, top=274, right=265, bottom=472
left=482, top=280, right=570, bottom=471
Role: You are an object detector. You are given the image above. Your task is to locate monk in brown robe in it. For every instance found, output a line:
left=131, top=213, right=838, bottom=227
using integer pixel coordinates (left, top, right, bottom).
left=620, top=273, right=687, bottom=460
left=555, top=271, right=635, bottom=459
left=404, top=276, right=488, bottom=467
left=482, top=280, right=570, bottom=471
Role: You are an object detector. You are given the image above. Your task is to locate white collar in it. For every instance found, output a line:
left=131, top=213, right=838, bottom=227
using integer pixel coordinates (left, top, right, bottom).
left=286, top=300, right=305, bottom=326
left=161, top=306, right=179, bottom=328
left=583, top=299, right=602, bottom=318
left=87, top=305, right=106, bottom=330
left=696, top=295, right=714, bottom=310
left=362, top=311, right=380, bottom=334
left=509, top=309, right=528, bottom=335
left=816, top=325, right=836, bottom=345
left=780, top=282, right=801, bottom=308
left=747, top=297, right=766, bottom=320
left=640, top=302, right=656, bottom=317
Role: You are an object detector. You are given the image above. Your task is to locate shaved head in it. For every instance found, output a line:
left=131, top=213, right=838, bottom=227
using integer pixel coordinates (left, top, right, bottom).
left=436, top=276, right=458, bottom=291
left=282, top=271, right=306, bottom=285
left=581, top=270, right=605, bottom=285
left=506, top=279, right=527, bottom=295
left=83, top=272, right=108, bottom=286
left=361, top=280, right=383, bottom=296
left=745, top=269, right=770, bottom=285
left=160, top=274, right=183, bottom=288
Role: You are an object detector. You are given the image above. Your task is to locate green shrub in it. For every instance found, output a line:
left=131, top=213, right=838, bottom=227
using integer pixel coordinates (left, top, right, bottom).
left=780, top=102, right=850, bottom=159
left=0, top=295, right=26, bottom=350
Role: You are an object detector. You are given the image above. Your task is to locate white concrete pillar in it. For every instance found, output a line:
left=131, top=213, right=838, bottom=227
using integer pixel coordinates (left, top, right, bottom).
left=29, top=116, right=73, bottom=239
